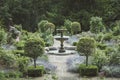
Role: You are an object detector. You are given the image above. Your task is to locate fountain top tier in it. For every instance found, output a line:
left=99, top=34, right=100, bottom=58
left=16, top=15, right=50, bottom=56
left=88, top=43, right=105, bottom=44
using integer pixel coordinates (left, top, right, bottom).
left=56, top=29, right=67, bottom=33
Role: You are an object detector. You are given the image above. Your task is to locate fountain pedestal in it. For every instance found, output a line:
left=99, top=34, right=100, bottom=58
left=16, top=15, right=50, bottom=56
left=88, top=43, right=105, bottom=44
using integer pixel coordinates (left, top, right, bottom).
left=55, top=29, right=68, bottom=53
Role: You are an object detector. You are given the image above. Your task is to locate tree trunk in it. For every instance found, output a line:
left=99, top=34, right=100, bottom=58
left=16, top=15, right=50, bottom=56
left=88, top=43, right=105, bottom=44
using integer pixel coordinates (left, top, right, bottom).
left=34, top=58, right=37, bottom=68
left=86, top=55, right=88, bottom=66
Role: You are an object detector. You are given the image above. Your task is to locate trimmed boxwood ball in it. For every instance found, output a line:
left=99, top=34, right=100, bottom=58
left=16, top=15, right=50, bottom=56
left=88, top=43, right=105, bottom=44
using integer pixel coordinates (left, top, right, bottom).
left=71, top=22, right=81, bottom=34
left=79, top=64, right=98, bottom=77
left=38, top=20, right=48, bottom=33
left=44, top=22, right=55, bottom=34
left=24, top=38, right=45, bottom=68
left=27, top=66, right=44, bottom=77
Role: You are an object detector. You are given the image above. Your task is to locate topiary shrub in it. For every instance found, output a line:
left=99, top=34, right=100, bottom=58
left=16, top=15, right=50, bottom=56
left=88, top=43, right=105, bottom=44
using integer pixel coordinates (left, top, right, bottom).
left=78, top=64, right=98, bottom=77
left=90, top=16, right=105, bottom=33
left=38, top=20, right=48, bottom=33
left=24, top=38, right=45, bottom=68
left=27, top=66, right=44, bottom=77
left=77, top=37, right=96, bottom=66
left=44, top=22, right=55, bottom=34
left=71, top=22, right=81, bottom=35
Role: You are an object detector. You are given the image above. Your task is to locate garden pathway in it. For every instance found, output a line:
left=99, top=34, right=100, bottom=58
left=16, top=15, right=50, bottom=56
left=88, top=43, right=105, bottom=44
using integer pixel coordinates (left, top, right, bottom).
left=48, top=39, right=79, bottom=79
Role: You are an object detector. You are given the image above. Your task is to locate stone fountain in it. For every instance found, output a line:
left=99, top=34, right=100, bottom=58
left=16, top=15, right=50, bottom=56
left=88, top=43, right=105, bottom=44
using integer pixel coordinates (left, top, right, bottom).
left=55, top=29, right=69, bottom=53
left=46, top=29, right=76, bottom=55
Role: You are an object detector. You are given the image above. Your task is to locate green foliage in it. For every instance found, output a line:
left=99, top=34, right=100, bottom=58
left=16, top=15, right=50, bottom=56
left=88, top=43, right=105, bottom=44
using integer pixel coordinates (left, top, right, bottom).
left=72, top=42, right=78, bottom=46
left=16, top=56, right=30, bottom=73
left=4, top=71, right=22, bottom=78
left=0, top=50, right=16, bottom=67
left=96, top=42, right=107, bottom=50
left=71, top=22, right=81, bottom=34
left=38, top=20, right=54, bottom=46
left=95, top=33, right=104, bottom=42
left=38, top=20, right=48, bottom=33
left=64, top=19, right=72, bottom=34
left=112, top=20, right=120, bottom=36
left=38, top=20, right=55, bottom=33
left=0, top=71, right=5, bottom=80
left=14, top=24, right=22, bottom=32
left=92, top=49, right=109, bottom=71
left=90, top=16, right=105, bottom=33
left=102, top=66, right=120, bottom=78
left=24, top=38, right=45, bottom=68
left=14, top=41, right=25, bottom=50
left=44, top=22, right=55, bottom=33
left=77, top=37, right=96, bottom=66
left=0, top=28, right=6, bottom=45
left=27, top=66, right=44, bottom=77
left=102, top=33, right=113, bottom=41
left=78, top=64, right=98, bottom=77
left=13, top=50, right=24, bottom=56
left=109, top=52, right=120, bottom=65
left=104, top=47, right=115, bottom=55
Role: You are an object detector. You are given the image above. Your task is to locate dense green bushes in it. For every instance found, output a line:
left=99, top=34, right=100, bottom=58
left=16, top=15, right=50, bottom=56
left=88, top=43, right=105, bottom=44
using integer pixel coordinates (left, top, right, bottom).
left=27, top=66, right=44, bottom=77
left=78, top=64, right=98, bottom=77
left=0, top=28, right=6, bottom=45
left=92, top=49, right=109, bottom=71
left=0, top=50, right=16, bottom=67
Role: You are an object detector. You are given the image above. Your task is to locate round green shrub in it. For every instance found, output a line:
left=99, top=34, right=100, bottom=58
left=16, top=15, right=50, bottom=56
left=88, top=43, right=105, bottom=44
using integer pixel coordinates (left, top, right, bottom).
left=71, top=22, right=81, bottom=34
left=38, top=20, right=48, bottom=33
left=27, top=66, right=44, bottom=77
left=44, top=22, right=55, bottom=34
left=24, top=38, right=45, bottom=68
left=90, top=16, right=105, bottom=33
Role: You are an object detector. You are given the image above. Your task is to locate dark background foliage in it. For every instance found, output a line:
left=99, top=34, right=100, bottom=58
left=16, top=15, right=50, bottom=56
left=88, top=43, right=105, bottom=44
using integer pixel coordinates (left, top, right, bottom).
left=0, top=0, right=120, bottom=31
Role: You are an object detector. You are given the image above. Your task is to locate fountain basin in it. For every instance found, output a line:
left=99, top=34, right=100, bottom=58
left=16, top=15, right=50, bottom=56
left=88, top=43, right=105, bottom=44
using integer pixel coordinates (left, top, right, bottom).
left=54, top=36, right=69, bottom=41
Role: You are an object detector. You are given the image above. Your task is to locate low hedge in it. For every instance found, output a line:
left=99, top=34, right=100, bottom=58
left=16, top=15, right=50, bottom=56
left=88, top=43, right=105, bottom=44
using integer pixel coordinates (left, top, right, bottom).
left=27, top=66, right=44, bottom=77
left=78, top=64, right=98, bottom=77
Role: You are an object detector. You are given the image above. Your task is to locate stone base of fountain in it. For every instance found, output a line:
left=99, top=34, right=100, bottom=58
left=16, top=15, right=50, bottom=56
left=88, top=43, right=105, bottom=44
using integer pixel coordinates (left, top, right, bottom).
left=46, top=46, right=77, bottom=55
